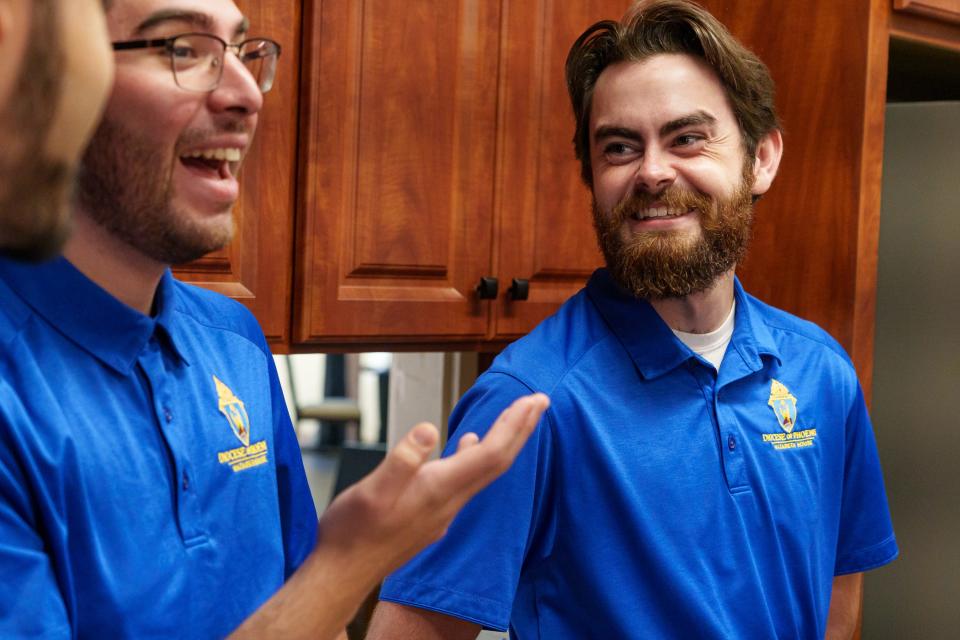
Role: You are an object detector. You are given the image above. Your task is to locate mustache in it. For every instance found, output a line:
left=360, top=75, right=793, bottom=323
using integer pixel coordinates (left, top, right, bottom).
left=611, top=186, right=714, bottom=225
left=175, top=121, right=251, bottom=152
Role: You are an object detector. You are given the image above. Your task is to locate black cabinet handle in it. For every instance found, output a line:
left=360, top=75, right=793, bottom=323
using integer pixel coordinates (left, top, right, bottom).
left=475, top=276, right=499, bottom=299
left=508, top=278, right=530, bottom=301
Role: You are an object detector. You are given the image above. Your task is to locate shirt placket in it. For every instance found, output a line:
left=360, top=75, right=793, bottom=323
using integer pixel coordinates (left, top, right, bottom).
left=139, top=335, right=207, bottom=546
left=691, top=363, right=750, bottom=493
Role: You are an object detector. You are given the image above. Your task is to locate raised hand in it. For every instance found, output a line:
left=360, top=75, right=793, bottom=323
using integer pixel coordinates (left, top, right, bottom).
left=229, top=393, right=549, bottom=640
left=317, top=392, right=550, bottom=575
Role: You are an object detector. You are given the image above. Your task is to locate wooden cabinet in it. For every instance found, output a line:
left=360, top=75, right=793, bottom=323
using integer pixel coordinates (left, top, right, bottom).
left=294, top=0, right=503, bottom=348
left=289, top=0, right=893, bottom=391
left=175, top=0, right=960, bottom=397
left=292, top=0, right=625, bottom=349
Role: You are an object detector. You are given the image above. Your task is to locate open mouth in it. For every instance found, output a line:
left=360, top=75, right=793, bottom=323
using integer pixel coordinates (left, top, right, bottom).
left=179, top=148, right=242, bottom=180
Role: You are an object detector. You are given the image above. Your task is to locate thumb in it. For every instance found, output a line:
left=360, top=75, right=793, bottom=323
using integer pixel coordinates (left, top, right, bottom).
left=364, top=422, right=438, bottom=497
left=456, top=432, right=480, bottom=453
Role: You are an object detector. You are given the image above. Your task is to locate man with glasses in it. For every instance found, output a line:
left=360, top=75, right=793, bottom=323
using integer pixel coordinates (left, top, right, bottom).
left=0, top=0, right=547, bottom=637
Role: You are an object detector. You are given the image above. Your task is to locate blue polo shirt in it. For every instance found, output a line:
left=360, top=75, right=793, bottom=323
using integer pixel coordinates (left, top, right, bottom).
left=0, top=257, right=317, bottom=638
left=381, top=268, right=897, bottom=639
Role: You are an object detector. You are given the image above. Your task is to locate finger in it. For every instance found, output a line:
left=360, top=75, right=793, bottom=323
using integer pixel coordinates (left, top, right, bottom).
left=456, top=432, right=480, bottom=453
left=362, top=422, right=438, bottom=498
left=480, top=393, right=549, bottom=451
left=438, top=393, right=549, bottom=494
left=483, top=393, right=549, bottom=465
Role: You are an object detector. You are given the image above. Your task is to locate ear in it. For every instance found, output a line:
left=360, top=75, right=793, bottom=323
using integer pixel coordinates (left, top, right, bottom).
left=750, top=129, right=783, bottom=196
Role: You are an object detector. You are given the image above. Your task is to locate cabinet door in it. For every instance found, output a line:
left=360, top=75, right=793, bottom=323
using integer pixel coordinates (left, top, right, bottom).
left=173, top=0, right=300, bottom=346
left=295, top=0, right=501, bottom=347
left=491, top=0, right=628, bottom=341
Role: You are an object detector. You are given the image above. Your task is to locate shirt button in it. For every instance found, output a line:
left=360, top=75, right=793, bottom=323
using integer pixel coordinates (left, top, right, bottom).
left=728, top=435, right=737, bottom=451
left=164, top=408, right=173, bottom=423
left=182, top=472, right=190, bottom=491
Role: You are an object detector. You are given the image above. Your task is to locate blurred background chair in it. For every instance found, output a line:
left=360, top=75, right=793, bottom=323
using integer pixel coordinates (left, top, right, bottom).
left=283, top=354, right=361, bottom=449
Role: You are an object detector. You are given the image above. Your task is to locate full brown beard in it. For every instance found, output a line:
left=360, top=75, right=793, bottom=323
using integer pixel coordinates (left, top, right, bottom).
left=592, top=162, right=755, bottom=299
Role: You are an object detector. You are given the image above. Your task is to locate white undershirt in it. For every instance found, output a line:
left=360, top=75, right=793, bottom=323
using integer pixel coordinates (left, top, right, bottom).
left=671, top=301, right=736, bottom=370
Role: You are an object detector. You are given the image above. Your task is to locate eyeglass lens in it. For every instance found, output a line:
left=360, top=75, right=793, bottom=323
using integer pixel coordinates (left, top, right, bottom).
left=240, top=41, right=278, bottom=93
left=171, top=35, right=278, bottom=93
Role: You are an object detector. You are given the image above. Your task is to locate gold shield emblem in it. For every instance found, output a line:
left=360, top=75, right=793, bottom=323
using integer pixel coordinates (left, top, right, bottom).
left=214, top=375, right=251, bottom=447
left=767, top=379, right=798, bottom=433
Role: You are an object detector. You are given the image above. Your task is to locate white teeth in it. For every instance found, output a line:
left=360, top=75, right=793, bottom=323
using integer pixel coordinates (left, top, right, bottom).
left=636, top=207, right=685, bottom=220
left=182, top=148, right=242, bottom=162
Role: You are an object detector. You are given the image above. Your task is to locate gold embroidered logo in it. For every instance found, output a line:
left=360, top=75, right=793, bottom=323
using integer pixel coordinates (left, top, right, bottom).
left=767, top=379, right=798, bottom=433
left=213, top=375, right=268, bottom=472
left=761, top=379, right=816, bottom=451
left=215, top=375, right=251, bottom=446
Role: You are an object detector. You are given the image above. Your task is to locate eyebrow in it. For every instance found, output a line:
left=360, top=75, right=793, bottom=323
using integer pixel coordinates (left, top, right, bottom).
left=593, top=110, right=718, bottom=144
left=659, top=110, right=717, bottom=137
left=134, top=10, right=250, bottom=38
left=593, top=125, right=643, bottom=143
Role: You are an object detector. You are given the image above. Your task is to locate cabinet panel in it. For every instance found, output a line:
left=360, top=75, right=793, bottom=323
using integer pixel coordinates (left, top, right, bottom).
left=891, top=0, right=960, bottom=48
left=895, top=0, right=960, bottom=24
left=492, top=0, right=628, bottom=340
left=295, top=0, right=501, bottom=344
left=173, top=0, right=300, bottom=345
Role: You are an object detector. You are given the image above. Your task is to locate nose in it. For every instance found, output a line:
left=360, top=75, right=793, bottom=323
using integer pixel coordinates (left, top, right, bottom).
left=207, top=51, right=264, bottom=117
left=634, top=147, right=676, bottom=193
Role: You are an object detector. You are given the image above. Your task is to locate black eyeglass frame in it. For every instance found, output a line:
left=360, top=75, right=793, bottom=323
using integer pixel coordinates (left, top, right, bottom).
left=112, top=32, right=282, bottom=93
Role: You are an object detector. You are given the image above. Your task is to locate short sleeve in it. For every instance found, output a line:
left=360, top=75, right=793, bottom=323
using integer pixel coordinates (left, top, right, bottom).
left=379, top=373, right=555, bottom=631
left=0, top=384, right=70, bottom=637
left=834, top=383, right=899, bottom=574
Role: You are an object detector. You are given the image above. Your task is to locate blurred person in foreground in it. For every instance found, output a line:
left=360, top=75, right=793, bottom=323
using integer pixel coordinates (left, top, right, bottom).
left=0, top=0, right=112, bottom=259
left=0, top=0, right=547, bottom=637
left=370, top=1, right=897, bottom=638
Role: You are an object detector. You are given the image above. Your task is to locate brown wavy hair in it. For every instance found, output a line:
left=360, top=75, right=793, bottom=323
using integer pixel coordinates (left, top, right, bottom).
left=565, top=0, right=780, bottom=186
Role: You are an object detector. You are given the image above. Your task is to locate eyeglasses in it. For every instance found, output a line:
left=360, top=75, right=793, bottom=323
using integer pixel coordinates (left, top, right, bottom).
left=112, top=33, right=281, bottom=94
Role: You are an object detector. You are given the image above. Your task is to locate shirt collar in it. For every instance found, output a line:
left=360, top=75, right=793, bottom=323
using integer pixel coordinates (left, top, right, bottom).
left=153, top=269, right=191, bottom=367
left=0, top=257, right=188, bottom=374
left=724, top=277, right=782, bottom=377
left=585, top=268, right=780, bottom=380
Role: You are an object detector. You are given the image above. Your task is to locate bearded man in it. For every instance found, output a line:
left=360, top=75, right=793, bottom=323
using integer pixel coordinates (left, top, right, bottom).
left=0, top=0, right=547, bottom=637
left=369, top=2, right=897, bottom=638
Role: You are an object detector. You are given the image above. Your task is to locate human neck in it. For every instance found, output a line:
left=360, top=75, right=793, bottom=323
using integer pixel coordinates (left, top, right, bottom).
left=62, top=209, right=167, bottom=316
left=648, top=270, right=736, bottom=334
